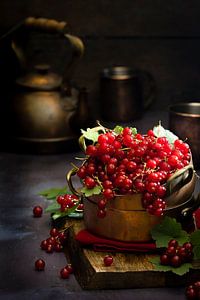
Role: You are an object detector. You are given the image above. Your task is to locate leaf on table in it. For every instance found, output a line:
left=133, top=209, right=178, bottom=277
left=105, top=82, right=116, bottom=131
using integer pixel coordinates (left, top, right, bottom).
left=51, top=203, right=79, bottom=220
left=150, top=216, right=189, bottom=248
left=38, top=186, right=69, bottom=200
left=81, top=185, right=102, bottom=197
left=45, top=202, right=60, bottom=213
left=150, top=256, right=192, bottom=276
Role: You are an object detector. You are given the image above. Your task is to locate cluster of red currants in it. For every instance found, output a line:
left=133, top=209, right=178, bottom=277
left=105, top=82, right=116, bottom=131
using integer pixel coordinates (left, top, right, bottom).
left=186, top=281, right=200, bottom=299
left=56, top=194, right=83, bottom=212
left=160, top=239, right=193, bottom=268
left=77, top=127, right=190, bottom=217
left=40, top=227, right=67, bottom=253
left=35, top=227, right=74, bottom=279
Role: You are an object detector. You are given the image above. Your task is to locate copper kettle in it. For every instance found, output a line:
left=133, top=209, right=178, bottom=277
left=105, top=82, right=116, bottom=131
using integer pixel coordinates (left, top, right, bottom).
left=7, top=17, right=89, bottom=153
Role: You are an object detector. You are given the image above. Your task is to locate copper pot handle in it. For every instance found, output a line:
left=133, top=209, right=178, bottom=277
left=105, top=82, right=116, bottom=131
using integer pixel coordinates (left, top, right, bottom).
left=66, top=168, right=82, bottom=197
left=165, top=163, right=194, bottom=196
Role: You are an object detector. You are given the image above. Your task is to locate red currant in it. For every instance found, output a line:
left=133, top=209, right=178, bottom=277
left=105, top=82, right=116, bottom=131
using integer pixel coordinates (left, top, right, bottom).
left=35, top=259, right=45, bottom=271
left=60, top=267, right=70, bottom=279
left=103, top=255, right=113, bottom=266
left=33, top=206, right=43, bottom=217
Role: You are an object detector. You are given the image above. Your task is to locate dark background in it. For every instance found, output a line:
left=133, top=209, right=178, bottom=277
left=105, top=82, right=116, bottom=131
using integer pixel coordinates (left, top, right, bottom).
left=0, top=0, right=200, bottom=120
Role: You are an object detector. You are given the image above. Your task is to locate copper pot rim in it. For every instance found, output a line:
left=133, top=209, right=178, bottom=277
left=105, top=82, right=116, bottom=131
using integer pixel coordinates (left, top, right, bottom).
left=85, top=192, right=196, bottom=213
left=169, top=102, right=200, bottom=118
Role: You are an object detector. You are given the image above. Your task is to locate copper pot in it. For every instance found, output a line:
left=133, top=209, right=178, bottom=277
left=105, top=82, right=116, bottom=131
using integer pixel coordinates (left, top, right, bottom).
left=66, top=162, right=198, bottom=242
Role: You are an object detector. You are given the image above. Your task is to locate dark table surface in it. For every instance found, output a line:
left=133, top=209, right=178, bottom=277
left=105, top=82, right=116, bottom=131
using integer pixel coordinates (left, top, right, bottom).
left=0, top=111, right=197, bottom=300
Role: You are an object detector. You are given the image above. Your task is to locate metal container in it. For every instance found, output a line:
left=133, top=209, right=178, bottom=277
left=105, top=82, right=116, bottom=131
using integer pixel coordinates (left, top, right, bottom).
left=169, top=102, right=200, bottom=169
left=100, top=66, right=155, bottom=122
left=67, top=162, right=198, bottom=242
left=4, top=17, right=89, bottom=153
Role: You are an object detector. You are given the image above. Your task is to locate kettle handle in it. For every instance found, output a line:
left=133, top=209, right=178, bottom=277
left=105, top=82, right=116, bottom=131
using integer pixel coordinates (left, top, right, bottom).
left=24, top=17, right=84, bottom=57
left=11, top=17, right=84, bottom=71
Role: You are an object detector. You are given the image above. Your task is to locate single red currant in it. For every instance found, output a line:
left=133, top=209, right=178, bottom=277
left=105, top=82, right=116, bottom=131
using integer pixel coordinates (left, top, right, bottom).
left=50, top=228, right=59, bottom=237
left=60, top=267, right=70, bottom=279
left=65, top=264, right=74, bottom=274
left=35, top=259, right=45, bottom=271
left=103, top=255, right=113, bottom=266
left=33, top=206, right=43, bottom=217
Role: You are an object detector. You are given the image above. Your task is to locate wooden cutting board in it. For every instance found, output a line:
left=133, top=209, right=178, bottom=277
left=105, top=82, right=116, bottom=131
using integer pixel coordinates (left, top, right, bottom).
left=63, top=219, right=200, bottom=290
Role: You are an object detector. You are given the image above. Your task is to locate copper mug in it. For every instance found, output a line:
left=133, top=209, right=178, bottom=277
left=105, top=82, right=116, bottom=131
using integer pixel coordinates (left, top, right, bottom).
left=169, top=102, right=200, bottom=169
left=99, top=66, right=156, bottom=122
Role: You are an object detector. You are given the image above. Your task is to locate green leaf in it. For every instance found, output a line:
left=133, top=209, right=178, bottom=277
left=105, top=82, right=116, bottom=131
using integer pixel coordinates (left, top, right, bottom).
left=153, top=123, right=178, bottom=144
left=38, top=186, right=68, bottom=200
left=113, top=125, right=123, bottom=134
left=190, top=230, right=200, bottom=246
left=52, top=203, right=79, bottom=220
left=190, top=230, right=200, bottom=260
left=80, top=128, right=100, bottom=143
left=193, top=246, right=200, bottom=260
left=113, top=125, right=137, bottom=135
left=151, top=216, right=189, bottom=248
left=81, top=185, right=102, bottom=197
left=45, top=202, right=60, bottom=213
left=150, top=256, right=192, bottom=276
left=68, top=211, right=83, bottom=218
left=130, top=127, right=137, bottom=135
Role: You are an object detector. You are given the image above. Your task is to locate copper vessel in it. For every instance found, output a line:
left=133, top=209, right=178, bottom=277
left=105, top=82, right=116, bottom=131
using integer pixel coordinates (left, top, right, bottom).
left=100, top=66, right=156, bottom=122
left=169, top=102, right=200, bottom=169
left=5, top=17, right=89, bottom=153
left=66, top=161, right=198, bottom=242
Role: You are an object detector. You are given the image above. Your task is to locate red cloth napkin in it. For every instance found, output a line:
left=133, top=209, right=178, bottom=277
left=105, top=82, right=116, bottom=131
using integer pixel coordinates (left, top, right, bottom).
left=75, top=209, right=200, bottom=253
left=75, top=229, right=156, bottom=252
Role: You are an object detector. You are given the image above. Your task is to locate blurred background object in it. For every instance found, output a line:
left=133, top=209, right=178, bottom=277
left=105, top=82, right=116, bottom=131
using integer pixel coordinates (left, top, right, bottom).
left=169, top=102, right=200, bottom=170
left=0, top=17, right=91, bottom=153
left=0, top=1, right=200, bottom=151
left=99, top=66, right=156, bottom=122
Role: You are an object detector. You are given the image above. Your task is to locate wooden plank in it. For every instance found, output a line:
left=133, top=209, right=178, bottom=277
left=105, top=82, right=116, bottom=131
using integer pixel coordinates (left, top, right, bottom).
left=64, top=220, right=200, bottom=290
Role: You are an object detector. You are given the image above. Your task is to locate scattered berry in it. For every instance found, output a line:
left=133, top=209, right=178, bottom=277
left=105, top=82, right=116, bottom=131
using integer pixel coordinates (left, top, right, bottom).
left=104, top=255, right=113, bottom=266
left=35, top=259, right=45, bottom=271
left=60, top=267, right=70, bottom=279
left=33, top=206, right=43, bottom=217
left=65, top=264, right=73, bottom=274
